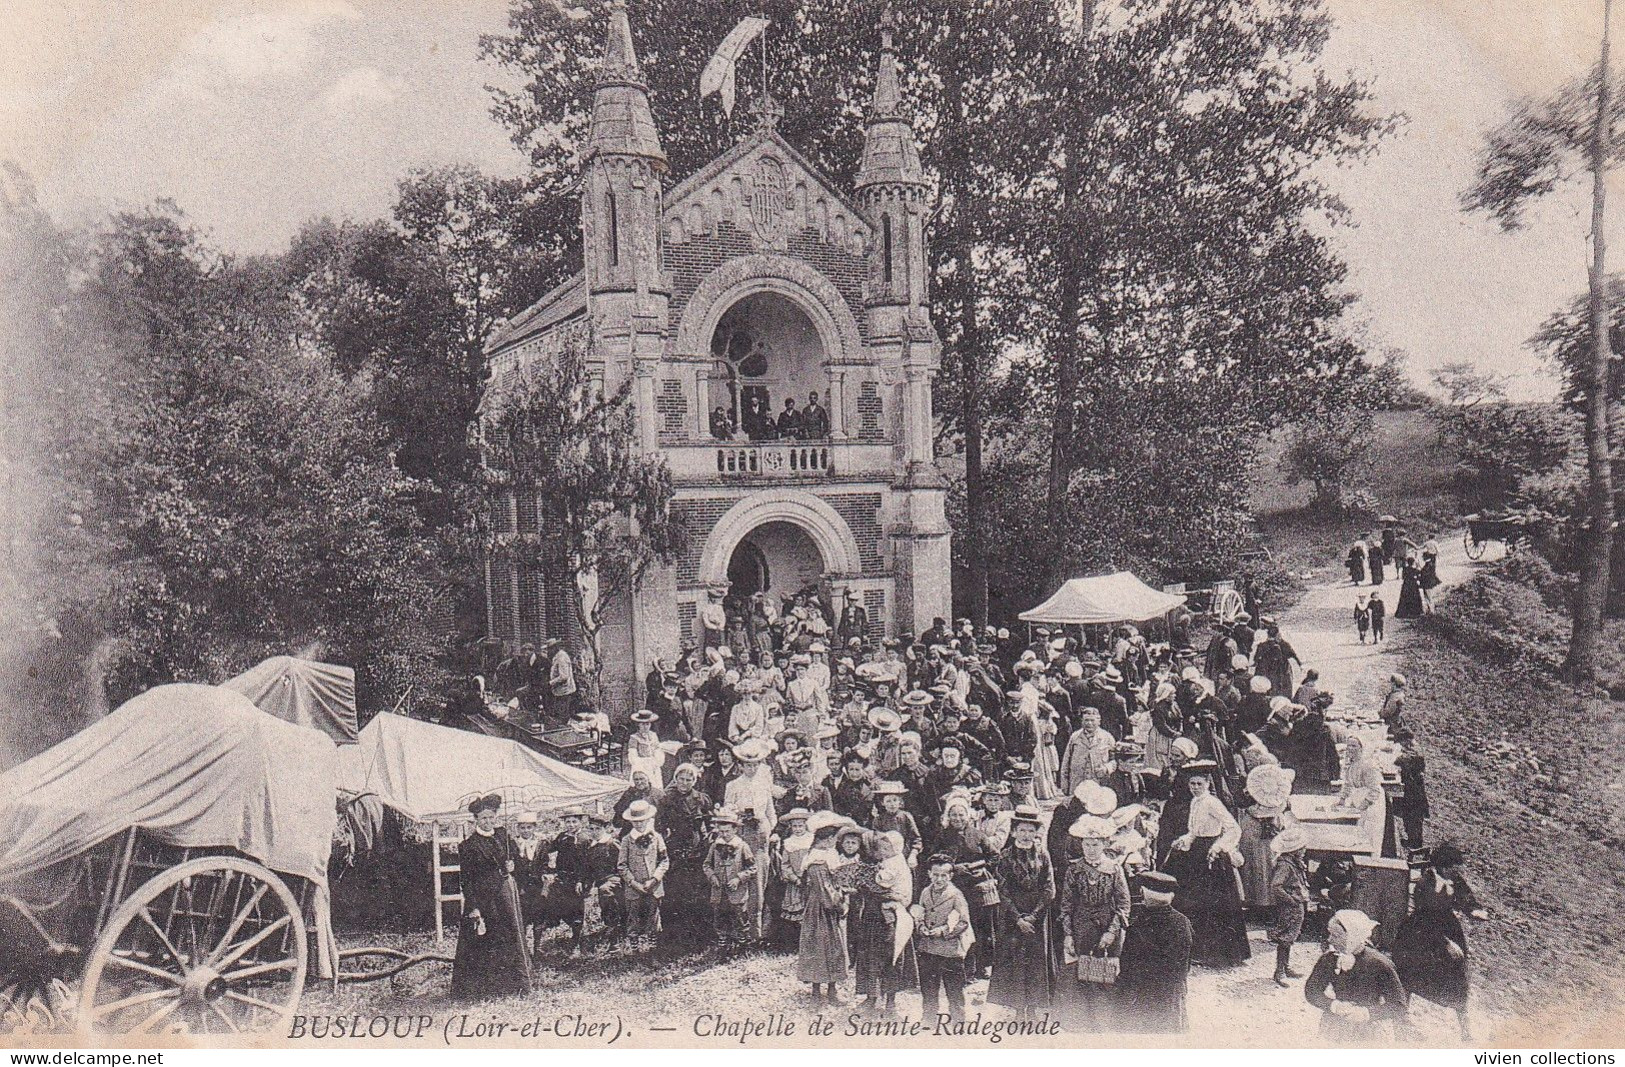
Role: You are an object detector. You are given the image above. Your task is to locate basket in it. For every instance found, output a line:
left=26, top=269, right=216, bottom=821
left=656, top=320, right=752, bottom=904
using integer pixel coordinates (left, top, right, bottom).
left=1077, top=954, right=1120, bottom=985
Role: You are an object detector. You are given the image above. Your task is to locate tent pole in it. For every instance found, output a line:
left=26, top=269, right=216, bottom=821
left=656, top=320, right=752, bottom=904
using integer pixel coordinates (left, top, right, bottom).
left=432, top=824, right=444, bottom=945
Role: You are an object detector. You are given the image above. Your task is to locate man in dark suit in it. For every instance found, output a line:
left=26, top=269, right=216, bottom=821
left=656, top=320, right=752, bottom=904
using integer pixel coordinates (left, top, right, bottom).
left=836, top=589, right=869, bottom=646
left=802, top=391, right=831, bottom=437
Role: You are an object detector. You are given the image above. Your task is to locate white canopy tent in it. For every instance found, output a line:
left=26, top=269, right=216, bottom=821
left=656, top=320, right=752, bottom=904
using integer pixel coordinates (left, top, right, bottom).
left=336, top=712, right=625, bottom=824
left=1018, top=571, right=1188, bottom=626
left=0, top=683, right=339, bottom=888
left=336, top=713, right=628, bottom=942
left=223, top=655, right=358, bottom=744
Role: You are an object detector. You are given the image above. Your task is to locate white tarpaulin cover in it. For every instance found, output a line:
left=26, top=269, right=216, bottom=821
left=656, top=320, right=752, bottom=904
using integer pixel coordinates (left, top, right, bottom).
left=1018, top=571, right=1188, bottom=626
left=223, top=655, right=358, bottom=743
left=0, top=683, right=339, bottom=887
left=337, top=713, right=627, bottom=823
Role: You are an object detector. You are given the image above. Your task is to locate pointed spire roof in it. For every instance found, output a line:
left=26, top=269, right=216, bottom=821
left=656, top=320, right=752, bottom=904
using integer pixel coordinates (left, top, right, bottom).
left=585, top=0, right=667, bottom=171
left=856, top=5, right=922, bottom=190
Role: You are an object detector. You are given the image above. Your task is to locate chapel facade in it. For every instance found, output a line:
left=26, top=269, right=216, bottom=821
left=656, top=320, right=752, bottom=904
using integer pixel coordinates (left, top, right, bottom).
left=481, top=0, right=951, bottom=708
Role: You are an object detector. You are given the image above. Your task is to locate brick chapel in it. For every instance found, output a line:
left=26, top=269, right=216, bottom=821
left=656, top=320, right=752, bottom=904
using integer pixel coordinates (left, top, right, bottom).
left=481, top=0, right=952, bottom=708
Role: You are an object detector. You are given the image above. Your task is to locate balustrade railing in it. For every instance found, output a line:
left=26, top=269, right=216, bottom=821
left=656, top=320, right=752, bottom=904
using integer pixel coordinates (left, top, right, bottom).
left=715, top=443, right=831, bottom=476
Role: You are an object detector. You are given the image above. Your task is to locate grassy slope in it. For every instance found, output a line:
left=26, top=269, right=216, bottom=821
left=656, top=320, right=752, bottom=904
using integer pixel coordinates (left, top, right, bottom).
left=1397, top=571, right=1625, bottom=1044
left=1250, top=408, right=1459, bottom=586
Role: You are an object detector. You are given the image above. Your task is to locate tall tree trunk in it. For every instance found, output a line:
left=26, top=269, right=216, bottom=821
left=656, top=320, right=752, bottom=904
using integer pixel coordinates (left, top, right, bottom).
left=958, top=241, right=990, bottom=629
left=941, top=67, right=990, bottom=631
left=1568, top=0, right=1618, bottom=683
left=1043, top=0, right=1097, bottom=591
left=1045, top=233, right=1083, bottom=590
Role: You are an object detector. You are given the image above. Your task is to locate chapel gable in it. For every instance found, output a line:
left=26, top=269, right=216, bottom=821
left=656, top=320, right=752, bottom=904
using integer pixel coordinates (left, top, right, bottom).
left=662, top=133, right=873, bottom=335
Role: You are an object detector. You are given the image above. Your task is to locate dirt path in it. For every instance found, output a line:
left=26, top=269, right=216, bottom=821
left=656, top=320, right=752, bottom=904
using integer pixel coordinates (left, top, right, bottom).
left=1277, top=532, right=1482, bottom=716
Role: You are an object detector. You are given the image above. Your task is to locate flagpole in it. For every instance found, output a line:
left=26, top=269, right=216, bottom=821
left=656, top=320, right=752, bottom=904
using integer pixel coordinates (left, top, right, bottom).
left=760, top=13, right=768, bottom=104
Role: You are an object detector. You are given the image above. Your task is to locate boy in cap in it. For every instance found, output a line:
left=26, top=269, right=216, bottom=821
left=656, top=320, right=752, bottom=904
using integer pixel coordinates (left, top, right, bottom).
left=1268, top=824, right=1309, bottom=986
left=618, top=799, right=669, bottom=950
left=913, top=853, right=974, bottom=1021
left=704, top=809, right=758, bottom=950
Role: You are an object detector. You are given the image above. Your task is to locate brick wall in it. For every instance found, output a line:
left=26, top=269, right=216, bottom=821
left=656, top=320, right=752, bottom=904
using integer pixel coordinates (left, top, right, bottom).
left=863, top=588, right=886, bottom=640
left=824, top=492, right=884, bottom=574
left=488, top=557, right=516, bottom=642
left=672, top=497, right=736, bottom=584
left=657, top=378, right=688, bottom=439
left=857, top=380, right=884, bottom=441
left=678, top=601, right=698, bottom=648
left=665, top=221, right=869, bottom=340
left=518, top=563, right=545, bottom=644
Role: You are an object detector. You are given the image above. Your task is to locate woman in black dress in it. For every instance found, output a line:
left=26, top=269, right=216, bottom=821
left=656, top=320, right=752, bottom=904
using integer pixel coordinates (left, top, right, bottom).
left=1393, top=843, right=1486, bottom=1040
left=1161, top=767, right=1250, bottom=967
left=987, top=807, right=1056, bottom=1018
left=452, top=795, right=533, bottom=997
left=1395, top=555, right=1425, bottom=619
left=1345, top=541, right=1367, bottom=585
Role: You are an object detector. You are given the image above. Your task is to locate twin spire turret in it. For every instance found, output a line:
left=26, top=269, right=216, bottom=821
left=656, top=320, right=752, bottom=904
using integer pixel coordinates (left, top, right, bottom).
left=582, top=0, right=919, bottom=186
left=583, top=0, right=667, bottom=172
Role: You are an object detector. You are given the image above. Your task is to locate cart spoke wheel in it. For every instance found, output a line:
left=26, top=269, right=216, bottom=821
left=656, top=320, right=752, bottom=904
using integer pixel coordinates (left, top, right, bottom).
left=136, top=907, right=189, bottom=969
left=213, top=915, right=290, bottom=972
left=104, top=953, right=186, bottom=985
left=78, top=857, right=306, bottom=1036
left=91, top=988, right=178, bottom=1020
left=209, top=1003, right=241, bottom=1033
left=132, top=996, right=183, bottom=1035
left=223, top=957, right=298, bottom=982
left=205, top=884, right=268, bottom=968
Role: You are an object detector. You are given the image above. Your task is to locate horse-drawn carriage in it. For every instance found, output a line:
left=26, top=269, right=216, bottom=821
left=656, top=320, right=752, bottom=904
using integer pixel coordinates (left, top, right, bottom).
left=0, top=684, right=340, bottom=1035
left=1463, top=511, right=1532, bottom=561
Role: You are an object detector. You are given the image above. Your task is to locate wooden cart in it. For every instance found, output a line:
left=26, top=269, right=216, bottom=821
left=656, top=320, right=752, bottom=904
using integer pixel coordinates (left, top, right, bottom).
left=1, top=829, right=313, bottom=1035
left=1464, top=512, right=1529, bottom=561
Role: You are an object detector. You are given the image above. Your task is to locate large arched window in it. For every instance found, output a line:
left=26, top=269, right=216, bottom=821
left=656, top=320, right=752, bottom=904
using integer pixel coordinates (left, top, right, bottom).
left=707, top=292, right=829, bottom=441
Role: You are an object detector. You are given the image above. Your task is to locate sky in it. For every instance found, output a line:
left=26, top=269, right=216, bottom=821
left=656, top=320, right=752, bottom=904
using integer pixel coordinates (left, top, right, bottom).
left=3, top=0, right=1622, bottom=400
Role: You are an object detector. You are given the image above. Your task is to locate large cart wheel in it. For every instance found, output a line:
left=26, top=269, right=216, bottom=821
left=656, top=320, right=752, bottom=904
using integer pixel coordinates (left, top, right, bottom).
left=1463, top=529, right=1486, bottom=561
left=77, top=857, right=306, bottom=1036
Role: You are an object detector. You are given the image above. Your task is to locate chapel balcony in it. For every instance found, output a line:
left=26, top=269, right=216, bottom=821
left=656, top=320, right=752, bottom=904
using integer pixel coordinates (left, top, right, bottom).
left=660, top=438, right=896, bottom=485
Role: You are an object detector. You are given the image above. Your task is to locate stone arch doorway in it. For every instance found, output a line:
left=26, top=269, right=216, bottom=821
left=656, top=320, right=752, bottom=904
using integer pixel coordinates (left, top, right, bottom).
left=696, top=490, right=863, bottom=595
left=726, top=520, right=823, bottom=604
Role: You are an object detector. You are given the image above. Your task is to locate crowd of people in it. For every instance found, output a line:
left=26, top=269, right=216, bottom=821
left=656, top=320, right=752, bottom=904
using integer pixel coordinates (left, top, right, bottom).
left=450, top=582, right=1487, bottom=1041
left=710, top=389, right=832, bottom=441
left=1346, top=520, right=1442, bottom=623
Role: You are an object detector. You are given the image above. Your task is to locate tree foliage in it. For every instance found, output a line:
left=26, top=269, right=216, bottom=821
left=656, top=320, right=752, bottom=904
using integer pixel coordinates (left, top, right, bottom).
left=1465, top=41, right=1621, bottom=666
left=476, top=343, right=682, bottom=702
left=0, top=191, right=451, bottom=759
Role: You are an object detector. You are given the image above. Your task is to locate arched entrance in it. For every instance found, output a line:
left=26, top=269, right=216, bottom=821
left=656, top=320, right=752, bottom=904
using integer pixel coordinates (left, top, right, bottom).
left=696, top=490, right=864, bottom=595
left=708, top=291, right=828, bottom=440
left=726, top=520, right=823, bottom=602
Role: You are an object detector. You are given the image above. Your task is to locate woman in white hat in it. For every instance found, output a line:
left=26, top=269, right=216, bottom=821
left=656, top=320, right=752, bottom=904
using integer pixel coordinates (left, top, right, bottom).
left=1058, top=814, right=1131, bottom=1031
left=627, top=710, right=667, bottom=790
left=1238, top=763, right=1295, bottom=907
left=1304, top=909, right=1410, bottom=1040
